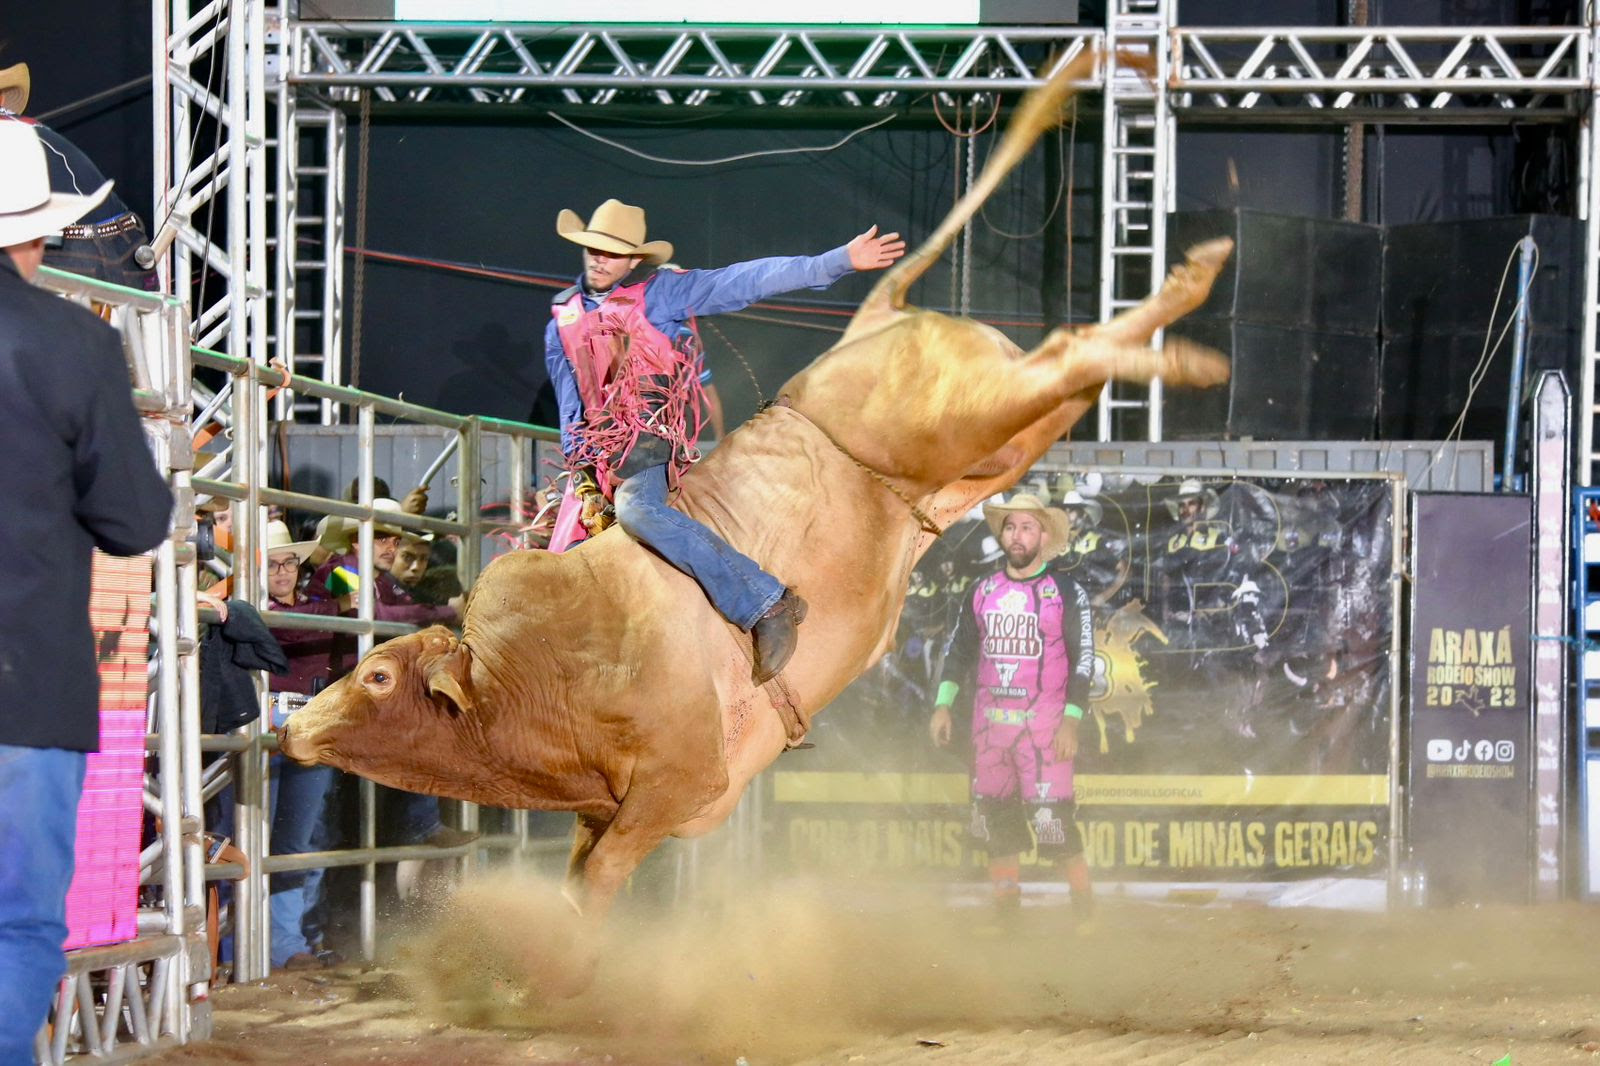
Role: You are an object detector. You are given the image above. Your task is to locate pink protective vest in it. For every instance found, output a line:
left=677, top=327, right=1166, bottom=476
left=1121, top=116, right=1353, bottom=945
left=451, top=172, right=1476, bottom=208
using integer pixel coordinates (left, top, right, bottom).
left=552, top=279, right=703, bottom=493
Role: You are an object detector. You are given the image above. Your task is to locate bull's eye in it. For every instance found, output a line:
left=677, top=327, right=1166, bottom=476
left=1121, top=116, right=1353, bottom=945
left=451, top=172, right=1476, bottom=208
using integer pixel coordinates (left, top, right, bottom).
left=369, top=671, right=389, bottom=685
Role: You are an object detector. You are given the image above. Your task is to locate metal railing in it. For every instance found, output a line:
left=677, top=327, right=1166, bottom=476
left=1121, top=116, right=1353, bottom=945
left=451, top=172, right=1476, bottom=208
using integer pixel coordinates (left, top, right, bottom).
left=183, top=344, right=569, bottom=981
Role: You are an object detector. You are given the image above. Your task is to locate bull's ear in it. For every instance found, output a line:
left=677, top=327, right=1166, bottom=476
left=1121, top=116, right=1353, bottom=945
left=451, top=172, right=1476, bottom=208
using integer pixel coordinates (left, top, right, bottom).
left=425, top=642, right=476, bottom=716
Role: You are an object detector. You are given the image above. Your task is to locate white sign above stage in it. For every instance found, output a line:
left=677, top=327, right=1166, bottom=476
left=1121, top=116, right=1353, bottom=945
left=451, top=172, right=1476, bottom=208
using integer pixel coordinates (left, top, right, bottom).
left=393, top=0, right=986, bottom=23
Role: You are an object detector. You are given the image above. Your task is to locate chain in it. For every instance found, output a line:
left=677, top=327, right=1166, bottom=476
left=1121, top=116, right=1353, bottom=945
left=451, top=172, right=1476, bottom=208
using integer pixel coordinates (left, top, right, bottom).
left=803, top=413, right=944, bottom=536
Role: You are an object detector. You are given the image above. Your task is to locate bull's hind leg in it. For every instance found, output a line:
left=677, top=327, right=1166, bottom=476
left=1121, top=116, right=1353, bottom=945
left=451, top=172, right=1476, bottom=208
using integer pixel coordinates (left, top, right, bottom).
left=1095, top=237, right=1234, bottom=348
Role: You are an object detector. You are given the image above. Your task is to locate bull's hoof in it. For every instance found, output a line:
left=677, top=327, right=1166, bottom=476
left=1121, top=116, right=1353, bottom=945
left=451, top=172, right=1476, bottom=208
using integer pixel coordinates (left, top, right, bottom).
left=1183, top=236, right=1234, bottom=273
left=752, top=588, right=807, bottom=685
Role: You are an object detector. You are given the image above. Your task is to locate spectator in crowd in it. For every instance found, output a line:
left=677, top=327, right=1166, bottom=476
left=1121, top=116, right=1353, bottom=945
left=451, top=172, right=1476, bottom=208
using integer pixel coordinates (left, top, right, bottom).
left=262, top=520, right=351, bottom=969
left=0, top=118, right=172, bottom=1062
left=929, top=494, right=1095, bottom=925
left=1151, top=477, right=1271, bottom=740
left=0, top=63, right=159, bottom=291
left=544, top=198, right=904, bottom=682
left=311, top=499, right=474, bottom=852
left=312, top=499, right=462, bottom=626
left=389, top=532, right=463, bottom=609
left=195, top=495, right=233, bottom=600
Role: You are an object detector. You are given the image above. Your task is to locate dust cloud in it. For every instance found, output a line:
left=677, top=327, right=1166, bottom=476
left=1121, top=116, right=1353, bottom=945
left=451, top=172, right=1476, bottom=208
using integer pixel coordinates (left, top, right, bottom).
left=395, top=868, right=1600, bottom=1065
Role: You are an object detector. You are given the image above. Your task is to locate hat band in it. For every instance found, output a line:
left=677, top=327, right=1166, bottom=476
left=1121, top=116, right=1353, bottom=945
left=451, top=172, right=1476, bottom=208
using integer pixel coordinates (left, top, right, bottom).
left=582, top=227, right=642, bottom=250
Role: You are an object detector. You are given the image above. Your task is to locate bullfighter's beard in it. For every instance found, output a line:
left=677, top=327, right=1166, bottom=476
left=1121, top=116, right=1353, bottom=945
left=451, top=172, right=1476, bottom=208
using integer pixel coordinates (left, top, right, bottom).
left=1005, top=545, right=1043, bottom=571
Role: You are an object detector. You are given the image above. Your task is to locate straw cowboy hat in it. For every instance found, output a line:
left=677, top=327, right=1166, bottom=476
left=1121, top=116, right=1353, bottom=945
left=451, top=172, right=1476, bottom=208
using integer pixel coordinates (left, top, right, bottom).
left=1163, top=477, right=1220, bottom=520
left=0, top=118, right=112, bottom=247
left=265, top=519, right=317, bottom=565
left=982, top=492, right=1074, bottom=560
left=556, top=199, right=673, bottom=265
left=314, top=498, right=409, bottom=553
left=1059, top=486, right=1104, bottom=528
left=0, top=63, right=29, bottom=114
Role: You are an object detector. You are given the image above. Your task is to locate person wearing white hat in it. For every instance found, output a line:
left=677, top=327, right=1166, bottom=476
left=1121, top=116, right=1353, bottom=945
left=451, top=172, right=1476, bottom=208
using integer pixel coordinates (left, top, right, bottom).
left=1054, top=481, right=1130, bottom=605
left=1153, top=477, right=1274, bottom=740
left=544, top=198, right=906, bottom=684
left=260, top=519, right=352, bottom=970
left=0, top=63, right=159, bottom=290
left=929, top=492, right=1097, bottom=924
left=0, top=117, right=172, bottom=1060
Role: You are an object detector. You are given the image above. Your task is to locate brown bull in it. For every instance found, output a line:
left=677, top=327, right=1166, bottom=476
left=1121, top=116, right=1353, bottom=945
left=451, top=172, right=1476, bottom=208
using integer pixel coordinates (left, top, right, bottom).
left=279, top=50, right=1232, bottom=949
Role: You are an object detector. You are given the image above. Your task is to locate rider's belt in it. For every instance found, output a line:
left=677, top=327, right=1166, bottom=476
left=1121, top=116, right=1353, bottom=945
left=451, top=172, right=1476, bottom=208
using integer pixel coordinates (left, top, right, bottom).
left=59, top=212, right=142, bottom=240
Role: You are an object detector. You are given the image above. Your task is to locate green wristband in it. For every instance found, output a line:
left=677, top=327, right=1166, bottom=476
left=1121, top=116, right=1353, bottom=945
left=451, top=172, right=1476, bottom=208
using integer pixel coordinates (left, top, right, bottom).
left=1063, top=703, right=1085, bottom=720
left=936, top=680, right=960, bottom=708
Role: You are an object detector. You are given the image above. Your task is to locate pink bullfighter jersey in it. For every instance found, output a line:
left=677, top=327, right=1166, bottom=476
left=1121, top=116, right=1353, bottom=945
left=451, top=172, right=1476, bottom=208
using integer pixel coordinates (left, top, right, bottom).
left=941, top=567, right=1095, bottom=729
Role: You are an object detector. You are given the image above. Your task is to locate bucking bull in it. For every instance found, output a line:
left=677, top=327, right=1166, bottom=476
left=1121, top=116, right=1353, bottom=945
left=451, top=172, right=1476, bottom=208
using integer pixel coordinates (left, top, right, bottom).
left=280, top=48, right=1232, bottom=972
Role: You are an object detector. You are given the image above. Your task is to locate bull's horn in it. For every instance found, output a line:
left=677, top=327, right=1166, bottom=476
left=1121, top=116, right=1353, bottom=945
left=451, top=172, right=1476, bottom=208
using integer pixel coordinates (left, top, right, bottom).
left=843, top=47, right=1106, bottom=340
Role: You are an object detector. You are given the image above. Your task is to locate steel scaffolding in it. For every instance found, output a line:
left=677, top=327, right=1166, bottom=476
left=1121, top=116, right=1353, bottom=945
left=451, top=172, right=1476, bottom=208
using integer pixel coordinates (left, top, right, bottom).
left=262, top=11, right=1600, bottom=455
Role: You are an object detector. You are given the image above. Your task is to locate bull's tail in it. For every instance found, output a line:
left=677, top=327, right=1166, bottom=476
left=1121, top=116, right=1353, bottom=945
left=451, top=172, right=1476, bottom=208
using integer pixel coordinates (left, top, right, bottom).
left=844, top=46, right=1118, bottom=341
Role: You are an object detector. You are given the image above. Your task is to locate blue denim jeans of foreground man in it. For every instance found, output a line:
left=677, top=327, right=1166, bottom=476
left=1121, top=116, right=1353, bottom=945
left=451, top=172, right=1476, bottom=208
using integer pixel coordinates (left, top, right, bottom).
left=0, top=744, right=87, bottom=1065
left=613, top=463, right=783, bottom=631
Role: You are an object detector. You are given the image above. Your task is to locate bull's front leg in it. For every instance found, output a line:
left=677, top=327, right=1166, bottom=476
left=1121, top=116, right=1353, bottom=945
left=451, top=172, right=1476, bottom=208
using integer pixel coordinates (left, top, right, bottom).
left=561, top=813, right=608, bottom=914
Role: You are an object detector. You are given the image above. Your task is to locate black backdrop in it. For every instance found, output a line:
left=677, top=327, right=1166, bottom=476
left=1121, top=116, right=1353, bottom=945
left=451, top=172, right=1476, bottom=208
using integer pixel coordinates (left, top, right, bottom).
left=7, top=0, right=1582, bottom=429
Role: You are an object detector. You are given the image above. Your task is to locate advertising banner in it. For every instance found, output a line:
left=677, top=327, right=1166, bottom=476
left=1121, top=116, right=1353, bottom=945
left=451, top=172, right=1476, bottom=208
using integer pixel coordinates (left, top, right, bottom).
left=1406, top=493, right=1533, bottom=904
left=771, top=471, right=1398, bottom=903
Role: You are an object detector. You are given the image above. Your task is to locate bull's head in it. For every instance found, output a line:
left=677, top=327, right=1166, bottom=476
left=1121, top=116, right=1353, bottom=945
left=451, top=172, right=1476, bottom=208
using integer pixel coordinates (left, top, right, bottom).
left=278, top=626, right=477, bottom=796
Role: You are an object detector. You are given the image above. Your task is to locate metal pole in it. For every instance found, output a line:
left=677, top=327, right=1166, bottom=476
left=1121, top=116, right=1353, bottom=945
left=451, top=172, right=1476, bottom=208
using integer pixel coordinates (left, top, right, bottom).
left=232, top=349, right=271, bottom=981
left=356, top=403, right=377, bottom=961
left=1503, top=236, right=1537, bottom=491
left=419, top=433, right=460, bottom=490
left=1530, top=371, right=1572, bottom=900
left=458, top=418, right=483, bottom=864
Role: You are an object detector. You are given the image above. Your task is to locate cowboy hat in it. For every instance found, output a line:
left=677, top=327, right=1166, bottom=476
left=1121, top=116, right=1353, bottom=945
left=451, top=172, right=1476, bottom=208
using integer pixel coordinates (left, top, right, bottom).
left=982, top=493, right=1074, bottom=560
left=265, top=519, right=317, bottom=565
left=1163, top=477, right=1220, bottom=520
left=315, top=498, right=410, bottom=554
left=0, top=119, right=112, bottom=247
left=556, top=199, right=673, bottom=265
left=1059, top=487, right=1104, bottom=528
left=0, top=63, right=29, bottom=114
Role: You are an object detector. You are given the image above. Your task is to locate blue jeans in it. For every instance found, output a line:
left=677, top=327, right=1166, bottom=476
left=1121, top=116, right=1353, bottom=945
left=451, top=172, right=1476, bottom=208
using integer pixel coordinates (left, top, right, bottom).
left=389, top=789, right=443, bottom=846
left=0, top=745, right=87, bottom=1065
left=212, top=756, right=337, bottom=967
left=613, top=463, right=783, bottom=631
left=267, top=759, right=335, bottom=966
left=44, top=215, right=160, bottom=292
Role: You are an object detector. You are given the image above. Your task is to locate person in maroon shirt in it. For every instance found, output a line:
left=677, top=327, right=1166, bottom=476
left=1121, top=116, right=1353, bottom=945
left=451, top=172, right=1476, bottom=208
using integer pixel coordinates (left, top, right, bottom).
left=309, top=498, right=461, bottom=627
left=308, top=501, right=475, bottom=850
left=262, top=520, right=350, bottom=969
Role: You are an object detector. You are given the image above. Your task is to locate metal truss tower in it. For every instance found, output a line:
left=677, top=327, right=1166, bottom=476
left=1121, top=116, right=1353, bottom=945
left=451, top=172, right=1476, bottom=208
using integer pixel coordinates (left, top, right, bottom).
left=171, top=8, right=1600, bottom=458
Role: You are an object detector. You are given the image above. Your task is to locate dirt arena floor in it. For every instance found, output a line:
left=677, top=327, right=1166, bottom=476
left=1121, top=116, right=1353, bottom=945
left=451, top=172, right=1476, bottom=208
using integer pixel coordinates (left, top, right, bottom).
left=146, top=874, right=1600, bottom=1066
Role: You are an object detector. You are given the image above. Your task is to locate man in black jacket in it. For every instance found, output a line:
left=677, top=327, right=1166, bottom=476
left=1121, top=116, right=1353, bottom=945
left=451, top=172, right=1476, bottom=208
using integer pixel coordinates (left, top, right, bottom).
left=0, top=117, right=172, bottom=1062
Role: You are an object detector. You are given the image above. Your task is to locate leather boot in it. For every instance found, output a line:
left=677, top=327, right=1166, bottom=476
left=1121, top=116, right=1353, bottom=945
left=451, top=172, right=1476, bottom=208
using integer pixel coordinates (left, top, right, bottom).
left=752, top=588, right=808, bottom=685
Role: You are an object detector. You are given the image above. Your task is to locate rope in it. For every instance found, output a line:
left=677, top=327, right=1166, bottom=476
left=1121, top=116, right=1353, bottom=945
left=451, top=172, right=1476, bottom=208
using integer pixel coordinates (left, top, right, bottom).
left=546, top=109, right=898, bottom=166
left=960, top=112, right=976, bottom=316
left=349, top=91, right=372, bottom=389
left=980, top=97, right=1076, bottom=242
left=700, top=317, right=768, bottom=408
